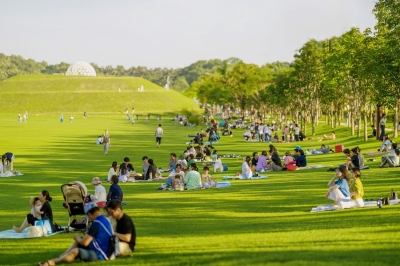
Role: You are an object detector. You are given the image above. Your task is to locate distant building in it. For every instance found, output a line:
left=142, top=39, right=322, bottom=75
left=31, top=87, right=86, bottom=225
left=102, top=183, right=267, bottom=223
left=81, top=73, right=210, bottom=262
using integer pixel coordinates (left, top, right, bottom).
left=65, top=61, right=96, bottom=76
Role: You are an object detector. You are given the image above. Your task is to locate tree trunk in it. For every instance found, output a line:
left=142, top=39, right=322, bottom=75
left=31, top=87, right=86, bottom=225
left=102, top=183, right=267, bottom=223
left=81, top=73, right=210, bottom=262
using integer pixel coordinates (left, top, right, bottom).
left=331, top=113, right=337, bottom=128
left=351, top=113, right=355, bottom=136
left=357, top=117, right=361, bottom=138
left=394, top=99, right=399, bottom=138
left=376, top=105, right=383, bottom=140
left=311, top=112, right=316, bottom=136
left=303, top=116, right=307, bottom=136
left=363, top=112, right=368, bottom=141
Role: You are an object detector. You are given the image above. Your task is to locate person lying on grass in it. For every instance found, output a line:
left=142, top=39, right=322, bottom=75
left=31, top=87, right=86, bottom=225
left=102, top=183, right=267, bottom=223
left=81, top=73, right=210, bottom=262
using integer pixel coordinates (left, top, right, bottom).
left=325, top=165, right=350, bottom=208
left=319, top=131, right=336, bottom=142
left=339, top=168, right=364, bottom=209
left=38, top=203, right=113, bottom=266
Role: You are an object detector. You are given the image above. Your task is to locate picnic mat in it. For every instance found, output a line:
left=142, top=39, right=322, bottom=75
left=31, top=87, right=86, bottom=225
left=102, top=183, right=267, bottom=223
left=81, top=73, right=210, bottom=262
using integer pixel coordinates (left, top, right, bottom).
left=366, top=151, right=382, bottom=155
left=134, top=177, right=168, bottom=182
left=310, top=199, right=400, bottom=213
left=0, top=228, right=64, bottom=239
left=296, top=165, right=326, bottom=170
left=0, top=171, right=23, bottom=177
left=215, top=181, right=231, bottom=188
left=222, top=175, right=268, bottom=180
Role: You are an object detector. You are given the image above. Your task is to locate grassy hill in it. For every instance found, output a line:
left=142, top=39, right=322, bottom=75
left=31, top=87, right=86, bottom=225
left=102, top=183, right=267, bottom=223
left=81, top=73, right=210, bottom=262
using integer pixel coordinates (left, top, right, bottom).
left=0, top=75, right=200, bottom=114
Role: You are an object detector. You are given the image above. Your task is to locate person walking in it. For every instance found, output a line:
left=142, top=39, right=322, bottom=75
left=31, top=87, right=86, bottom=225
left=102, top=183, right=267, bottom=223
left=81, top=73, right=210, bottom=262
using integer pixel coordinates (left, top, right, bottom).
left=102, top=130, right=111, bottom=155
left=379, top=113, right=387, bottom=141
left=155, top=124, right=163, bottom=148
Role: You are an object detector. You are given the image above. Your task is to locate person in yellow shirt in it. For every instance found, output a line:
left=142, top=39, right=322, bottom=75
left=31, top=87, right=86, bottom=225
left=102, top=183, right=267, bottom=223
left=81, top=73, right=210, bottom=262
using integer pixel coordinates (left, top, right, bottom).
left=339, top=168, right=364, bottom=209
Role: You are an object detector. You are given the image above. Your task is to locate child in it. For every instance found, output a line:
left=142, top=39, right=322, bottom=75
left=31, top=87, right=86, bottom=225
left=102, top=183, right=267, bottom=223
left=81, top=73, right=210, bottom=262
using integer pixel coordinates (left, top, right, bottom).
left=31, top=197, right=43, bottom=220
left=284, top=151, right=295, bottom=166
left=202, top=166, right=216, bottom=188
left=172, top=175, right=184, bottom=191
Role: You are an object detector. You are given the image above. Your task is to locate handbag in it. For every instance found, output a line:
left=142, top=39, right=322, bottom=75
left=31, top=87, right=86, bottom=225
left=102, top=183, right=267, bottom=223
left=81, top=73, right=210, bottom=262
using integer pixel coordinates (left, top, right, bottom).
left=27, top=226, right=43, bottom=237
left=35, top=219, right=53, bottom=235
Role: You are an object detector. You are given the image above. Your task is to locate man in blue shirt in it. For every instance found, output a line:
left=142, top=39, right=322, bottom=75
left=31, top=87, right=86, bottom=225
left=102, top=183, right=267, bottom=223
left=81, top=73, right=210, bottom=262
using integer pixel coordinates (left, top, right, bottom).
left=38, top=203, right=113, bottom=266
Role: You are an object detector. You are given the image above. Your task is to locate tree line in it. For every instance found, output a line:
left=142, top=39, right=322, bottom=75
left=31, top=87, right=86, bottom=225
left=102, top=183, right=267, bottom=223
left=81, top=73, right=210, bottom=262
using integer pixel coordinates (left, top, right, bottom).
left=190, top=0, right=400, bottom=140
left=0, top=52, right=240, bottom=92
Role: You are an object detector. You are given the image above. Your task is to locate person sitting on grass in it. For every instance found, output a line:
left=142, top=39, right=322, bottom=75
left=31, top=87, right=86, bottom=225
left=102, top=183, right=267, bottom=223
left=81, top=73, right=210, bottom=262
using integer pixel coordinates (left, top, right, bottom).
left=187, top=154, right=196, bottom=166
left=295, top=149, right=307, bottom=167
left=90, top=177, right=107, bottom=208
left=355, top=146, right=365, bottom=168
left=106, top=200, right=136, bottom=255
left=242, top=156, right=253, bottom=179
left=325, top=164, right=350, bottom=208
left=201, top=166, right=216, bottom=188
left=107, top=161, right=118, bottom=182
left=172, top=175, right=185, bottom=190
left=339, top=168, right=364, bottom=209
left=283, top=151, right=295, bottom=166
left=107, top=175, right=123, bottom=202
left=13, top=190, right=54, bottom=233
left=268, top=151, right=283, bottom=171
left=38, top=203, right=113, bottom=266
left=251, top=152, right=258, bottom=172
left=169, top=153, right=179, bottom=171
left=184, top=163, right=202, bottom=190
left=319, top=131, right=336, bottom=142
left=166, top=164, right=185, bottom=187
left=380, top=143, right=400, bottom=168
left=379, top=134, right=392, bottom=152
left=343, top=149, right=352, bottom=169
left=350, top=148, right=360, bottom=169
left=256, top=151, right=268, bottom=172
left=145, top=159, right=158, bottom=180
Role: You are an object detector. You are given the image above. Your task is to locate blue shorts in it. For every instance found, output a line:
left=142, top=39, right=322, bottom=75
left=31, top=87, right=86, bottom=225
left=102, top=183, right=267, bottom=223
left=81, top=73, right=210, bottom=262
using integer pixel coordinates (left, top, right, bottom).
left=78, top=248, right=98, bottom=262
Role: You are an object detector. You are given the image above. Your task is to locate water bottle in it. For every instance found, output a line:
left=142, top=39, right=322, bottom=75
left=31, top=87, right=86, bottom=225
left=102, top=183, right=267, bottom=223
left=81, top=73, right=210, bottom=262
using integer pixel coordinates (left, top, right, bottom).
left=377, top=199, right=382, bottom=208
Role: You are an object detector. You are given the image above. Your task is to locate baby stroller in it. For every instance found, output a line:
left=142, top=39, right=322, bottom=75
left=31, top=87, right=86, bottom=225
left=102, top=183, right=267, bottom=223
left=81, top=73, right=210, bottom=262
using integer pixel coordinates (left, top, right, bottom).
left=61, top=181, right=89, bottom=233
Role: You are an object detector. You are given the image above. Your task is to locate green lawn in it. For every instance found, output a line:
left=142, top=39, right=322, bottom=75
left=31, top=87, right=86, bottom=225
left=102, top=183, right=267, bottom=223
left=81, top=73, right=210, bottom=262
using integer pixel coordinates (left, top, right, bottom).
left=0, top=75, right=200, bottom=114
left=1, top=114, right=400, bottom=266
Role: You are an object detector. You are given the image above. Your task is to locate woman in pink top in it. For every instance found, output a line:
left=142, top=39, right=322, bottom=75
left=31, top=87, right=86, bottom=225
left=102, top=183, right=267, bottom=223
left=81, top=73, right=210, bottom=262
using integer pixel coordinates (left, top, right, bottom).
left=283, top=126, right=290, bottom=142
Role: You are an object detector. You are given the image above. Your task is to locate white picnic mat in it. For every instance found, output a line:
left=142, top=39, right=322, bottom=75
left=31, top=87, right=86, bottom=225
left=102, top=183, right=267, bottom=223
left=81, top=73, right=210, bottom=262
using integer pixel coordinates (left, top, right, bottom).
left=310, top=199, right=400, bottom=213
left=0, top=171, right=23, bottom=177
left=222, top=175, right=268, bottom=180
left=0, top=228, right=64, bottom=239
left=296, top=165, right=326, bottom=170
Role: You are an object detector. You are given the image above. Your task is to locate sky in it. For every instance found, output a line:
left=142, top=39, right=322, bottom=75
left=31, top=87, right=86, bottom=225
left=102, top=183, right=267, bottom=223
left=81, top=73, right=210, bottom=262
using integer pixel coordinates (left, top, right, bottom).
left=0, top=0, right=377, bottom=69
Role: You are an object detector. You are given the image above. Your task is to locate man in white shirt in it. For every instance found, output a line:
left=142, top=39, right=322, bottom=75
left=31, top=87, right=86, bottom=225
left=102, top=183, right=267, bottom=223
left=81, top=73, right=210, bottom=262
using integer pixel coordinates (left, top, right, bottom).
left=155, top=124, right=164, bottom=148
left=294, top=124, right=300, bottom=141
left=379, top=113, right=387, bottom=141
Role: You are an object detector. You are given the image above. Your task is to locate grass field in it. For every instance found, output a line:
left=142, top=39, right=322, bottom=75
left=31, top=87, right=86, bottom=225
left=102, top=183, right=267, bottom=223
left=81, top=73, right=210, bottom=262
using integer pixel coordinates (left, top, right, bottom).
left=0, top=75, right=200, bottom=114
left=1, top=114, right=400, bottom=266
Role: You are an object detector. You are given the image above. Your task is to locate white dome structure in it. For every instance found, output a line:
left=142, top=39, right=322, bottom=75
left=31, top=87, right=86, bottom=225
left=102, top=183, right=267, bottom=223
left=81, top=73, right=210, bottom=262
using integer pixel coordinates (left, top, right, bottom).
left=65, top=61, right=96, bottom=76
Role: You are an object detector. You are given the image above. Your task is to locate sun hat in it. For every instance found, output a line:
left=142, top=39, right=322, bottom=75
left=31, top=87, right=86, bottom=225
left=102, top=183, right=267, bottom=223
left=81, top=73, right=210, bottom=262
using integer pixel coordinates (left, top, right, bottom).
left=92, top=177, right=102, bottom=185
left=84, top=203, right=98, bottom=214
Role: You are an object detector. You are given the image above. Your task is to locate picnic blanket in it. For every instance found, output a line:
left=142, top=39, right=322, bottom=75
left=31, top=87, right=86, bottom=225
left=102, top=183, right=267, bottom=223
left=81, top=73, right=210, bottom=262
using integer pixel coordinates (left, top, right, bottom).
left=215, top=181, right=231, bottom=188
left=221, top=154, right=241, bottom=158
left=310, top=199, right=400, bottom=213
left=296, top=165, right=326, bottom=170
left=222, top=175, right=268, bottom=180
left=366, top=151, right=382, bottom=155
left=185, top=141, right=218, bottom=145
left=134, top=177, right=168, bottom=182
left=0, top=228, right=64, bottom=239
left=0, top=171, right=23, bottom=177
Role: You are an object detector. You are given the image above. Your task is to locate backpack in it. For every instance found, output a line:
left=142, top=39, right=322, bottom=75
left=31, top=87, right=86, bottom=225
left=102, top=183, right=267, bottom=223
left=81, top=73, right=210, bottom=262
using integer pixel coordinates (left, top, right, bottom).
left=108, top=235, right=121, bottom=260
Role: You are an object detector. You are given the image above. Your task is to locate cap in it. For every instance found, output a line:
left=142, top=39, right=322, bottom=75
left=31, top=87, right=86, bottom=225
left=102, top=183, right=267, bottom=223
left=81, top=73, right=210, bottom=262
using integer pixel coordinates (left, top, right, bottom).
left=84, top=203, right=98, bottom=214
left=92, top=177, right=102, bottom=185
